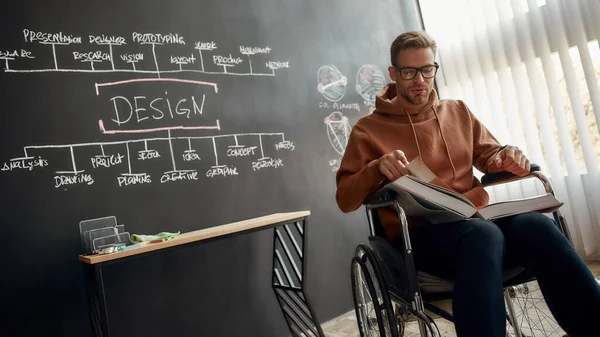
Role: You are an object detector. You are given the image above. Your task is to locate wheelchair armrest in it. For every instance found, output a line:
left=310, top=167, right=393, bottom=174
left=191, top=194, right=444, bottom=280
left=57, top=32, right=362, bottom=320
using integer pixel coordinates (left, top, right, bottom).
left=363, top=189, right=397, bottom=206
left=481, top=163, right=540, bottom=187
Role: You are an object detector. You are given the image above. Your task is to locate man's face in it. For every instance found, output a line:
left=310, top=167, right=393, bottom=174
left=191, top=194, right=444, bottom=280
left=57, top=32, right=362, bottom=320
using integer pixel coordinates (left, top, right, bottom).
left=388, top=47, right=436, bottom=105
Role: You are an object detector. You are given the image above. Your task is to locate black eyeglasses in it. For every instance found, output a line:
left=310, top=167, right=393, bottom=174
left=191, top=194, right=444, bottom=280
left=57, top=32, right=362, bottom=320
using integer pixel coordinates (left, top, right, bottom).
left=392, top=62, right=439, bottom=80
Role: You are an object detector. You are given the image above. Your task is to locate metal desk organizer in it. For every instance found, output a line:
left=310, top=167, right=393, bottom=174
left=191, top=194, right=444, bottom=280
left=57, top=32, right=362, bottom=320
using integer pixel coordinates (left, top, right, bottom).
left=78, top=211, right=324, bottom=337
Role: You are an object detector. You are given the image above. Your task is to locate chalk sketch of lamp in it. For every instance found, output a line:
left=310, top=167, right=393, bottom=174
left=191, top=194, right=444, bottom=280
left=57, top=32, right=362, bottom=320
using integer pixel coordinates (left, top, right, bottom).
left=324, top=111, right=351, bottom=156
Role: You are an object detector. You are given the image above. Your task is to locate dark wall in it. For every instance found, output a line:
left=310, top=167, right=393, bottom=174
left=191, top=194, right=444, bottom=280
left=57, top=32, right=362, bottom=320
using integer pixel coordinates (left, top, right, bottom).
left=0, top=1, right=421, bottom=336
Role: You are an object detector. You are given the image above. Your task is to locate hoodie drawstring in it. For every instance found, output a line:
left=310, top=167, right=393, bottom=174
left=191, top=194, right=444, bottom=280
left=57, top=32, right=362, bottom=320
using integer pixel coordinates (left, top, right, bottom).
left=405, top=110, right=422, bottom=159
left=432, top=106, right=457, bottom=178
left=406, top=106, right=457, bottom=178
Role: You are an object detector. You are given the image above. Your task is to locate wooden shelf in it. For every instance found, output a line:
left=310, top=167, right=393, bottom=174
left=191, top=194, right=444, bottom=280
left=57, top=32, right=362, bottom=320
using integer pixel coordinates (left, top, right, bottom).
left=79, top=211, right=310, bottom=265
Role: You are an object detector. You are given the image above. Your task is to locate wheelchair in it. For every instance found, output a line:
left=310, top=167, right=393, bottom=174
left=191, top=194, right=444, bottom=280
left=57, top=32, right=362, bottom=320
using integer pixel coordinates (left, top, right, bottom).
left=350, top=164, right=575, bottom=337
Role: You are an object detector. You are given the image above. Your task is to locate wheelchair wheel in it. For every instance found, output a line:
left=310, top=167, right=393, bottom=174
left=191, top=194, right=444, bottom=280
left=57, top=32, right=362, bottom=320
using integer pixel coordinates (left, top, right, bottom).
left=505, top=281, right=566, bottom=337
left=355, top=244, right=399, bottom=337
left=351, top=256, right=386, bottom=337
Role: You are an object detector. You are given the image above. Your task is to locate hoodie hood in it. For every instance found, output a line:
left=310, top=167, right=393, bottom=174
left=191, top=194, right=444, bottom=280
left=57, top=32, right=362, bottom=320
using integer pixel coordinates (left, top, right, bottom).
left=372, top=82, right=457, bottom=177
left=373, top=82, right=438, bottom=123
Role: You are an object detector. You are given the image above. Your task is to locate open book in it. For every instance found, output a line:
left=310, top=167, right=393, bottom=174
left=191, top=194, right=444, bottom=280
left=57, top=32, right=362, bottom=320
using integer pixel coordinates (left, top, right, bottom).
left=380, top=157, right=563, bottom=224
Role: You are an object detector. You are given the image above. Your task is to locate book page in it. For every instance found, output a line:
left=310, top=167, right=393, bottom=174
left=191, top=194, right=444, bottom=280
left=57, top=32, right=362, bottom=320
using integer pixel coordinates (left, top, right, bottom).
left=479, top=193, right=563, bottom=220
left=405, top=175, right=475, bottom=207
left=406, top=156, right=436, bottom=182
left=405, top=156, right=474, bottom=207
left=385, top=176, right=476, bottom=217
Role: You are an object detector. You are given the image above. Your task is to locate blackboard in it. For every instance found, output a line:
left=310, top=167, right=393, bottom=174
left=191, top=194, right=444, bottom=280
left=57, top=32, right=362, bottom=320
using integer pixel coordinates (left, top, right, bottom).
left=0, top=1, right=422, bottom=336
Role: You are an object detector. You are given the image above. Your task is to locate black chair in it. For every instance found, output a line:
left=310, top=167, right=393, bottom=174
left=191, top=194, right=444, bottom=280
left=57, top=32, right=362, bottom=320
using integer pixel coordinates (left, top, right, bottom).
left=350, top=164, right=574, bottom=337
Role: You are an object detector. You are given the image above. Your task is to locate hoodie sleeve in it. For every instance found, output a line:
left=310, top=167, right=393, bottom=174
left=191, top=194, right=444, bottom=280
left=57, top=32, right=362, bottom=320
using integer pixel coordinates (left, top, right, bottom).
left=464, top=102, right=502, bottom=173
left=335, top=125, right=387, bottom=213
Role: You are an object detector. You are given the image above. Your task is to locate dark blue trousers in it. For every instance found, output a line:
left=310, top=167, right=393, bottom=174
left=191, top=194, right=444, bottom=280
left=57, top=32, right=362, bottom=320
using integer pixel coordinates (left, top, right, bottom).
left=395, top=211, right=600, bottom=337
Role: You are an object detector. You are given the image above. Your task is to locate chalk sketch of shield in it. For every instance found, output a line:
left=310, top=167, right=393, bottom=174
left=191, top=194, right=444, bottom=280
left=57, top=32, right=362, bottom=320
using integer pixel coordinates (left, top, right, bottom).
left=324, top=111, right=351, bottom=156
left=317, top=65, right=347, bottom=102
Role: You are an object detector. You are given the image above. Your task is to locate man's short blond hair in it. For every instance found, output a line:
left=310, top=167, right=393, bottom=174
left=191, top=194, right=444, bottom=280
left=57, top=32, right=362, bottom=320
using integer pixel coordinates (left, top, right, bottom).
left=390, top=31, right=437, bottom=66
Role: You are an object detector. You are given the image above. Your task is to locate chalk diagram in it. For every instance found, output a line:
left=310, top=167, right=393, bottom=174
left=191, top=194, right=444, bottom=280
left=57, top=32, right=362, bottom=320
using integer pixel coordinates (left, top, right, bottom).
left=317, top=65, right=347, bottom=102
left=355, top=64, right=385, bottom=108
left=323, top=111, right=351, bottom=156
left=316, top=63, right=386, bottom=171
left=324, top=111, right=351, bottom=172
left=0, top=30, right=294, bottom=189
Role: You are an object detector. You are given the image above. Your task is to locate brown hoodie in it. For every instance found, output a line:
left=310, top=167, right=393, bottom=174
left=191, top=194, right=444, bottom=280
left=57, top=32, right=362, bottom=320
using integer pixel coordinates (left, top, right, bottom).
left=335, top=83, right=502, bottom=241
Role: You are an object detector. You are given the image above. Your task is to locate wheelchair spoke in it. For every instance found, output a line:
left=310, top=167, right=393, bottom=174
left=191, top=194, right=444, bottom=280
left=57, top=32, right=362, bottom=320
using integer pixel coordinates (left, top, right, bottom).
left=352, top=257, right=384, bottom=337
left=505, top=281, right=566, bottom=337
left=351, top=246, right=399, bottom=337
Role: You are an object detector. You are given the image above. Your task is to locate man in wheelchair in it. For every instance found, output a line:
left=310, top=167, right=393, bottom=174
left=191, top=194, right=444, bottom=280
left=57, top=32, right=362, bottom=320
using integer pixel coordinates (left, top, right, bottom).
left=335, top=30, right=600, bottom=337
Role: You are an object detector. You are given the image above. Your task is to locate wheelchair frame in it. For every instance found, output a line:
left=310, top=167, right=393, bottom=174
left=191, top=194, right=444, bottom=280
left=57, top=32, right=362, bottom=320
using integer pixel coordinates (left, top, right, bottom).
left=354, top=166, right=573, bottom=337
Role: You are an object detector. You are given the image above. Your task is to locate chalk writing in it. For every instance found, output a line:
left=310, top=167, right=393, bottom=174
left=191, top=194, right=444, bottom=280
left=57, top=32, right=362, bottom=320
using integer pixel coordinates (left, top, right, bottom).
left=121, top=53, right=143, bottom=62
left=252, top=157, right=283, bottom=171
left=266, top=61, right=289, bottom=70
left=110, top=93, right=205, bottom=126
left=170, top=54, right=196, bottom=64
left=23, top=29, right=82, bottom=44
left=91, top=154, right=124, bottom=168
left=183, top=150, right=201, bottom=161
left=213, top=54, right=243, bottom=65
left=275, top=141, right=295, bottom=151
left=5, top=30, right=288, bottom=77
left=73, top=51, right=111, bottom=61
left=318, top=101, right=360, bottom=111
left=54, top=174, right=94, bottom=188
left=336, top=102, right=360, bottom=111
left=0, top=50, right=34, bottom=59
left=132, top=32, right=185, bottom=45
left=1, top=157, right=48, bottom=171
left=89, top=35, right=126, bottom=45
left=240, top=46, right=271, bottom=54
left=195, top=41, right=217, bottom=50
left=206, top=166, right=239, bottom=178
left=227, top=146, right=257, bottom=157
left=138, top=149, right=161, bottom=160
left=329, top=158, right=342, bottom=172
left=160, top=170, right=198, bottom=183
left=118, top=173, right=151, bottom=186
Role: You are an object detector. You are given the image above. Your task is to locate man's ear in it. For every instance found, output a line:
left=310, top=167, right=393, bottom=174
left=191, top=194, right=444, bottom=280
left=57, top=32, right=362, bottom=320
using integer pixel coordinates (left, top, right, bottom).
left=388, top=66, right=396, bottom=82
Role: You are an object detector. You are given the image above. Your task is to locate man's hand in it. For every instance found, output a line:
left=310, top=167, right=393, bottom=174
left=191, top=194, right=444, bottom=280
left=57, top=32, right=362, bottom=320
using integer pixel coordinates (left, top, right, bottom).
left=379, top=150, right=409, bottom=181
left=492, top=146, right=530, bottom=177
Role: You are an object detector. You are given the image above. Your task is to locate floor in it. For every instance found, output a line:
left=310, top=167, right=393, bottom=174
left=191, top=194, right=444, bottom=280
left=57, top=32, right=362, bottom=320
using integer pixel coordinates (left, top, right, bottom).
left=321, top=261, right=600, bottom=337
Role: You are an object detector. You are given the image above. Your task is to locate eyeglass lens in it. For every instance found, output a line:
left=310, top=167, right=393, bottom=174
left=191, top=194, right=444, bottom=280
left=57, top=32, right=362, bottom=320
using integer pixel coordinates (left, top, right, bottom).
left=401, top=66, right=437, bottom=80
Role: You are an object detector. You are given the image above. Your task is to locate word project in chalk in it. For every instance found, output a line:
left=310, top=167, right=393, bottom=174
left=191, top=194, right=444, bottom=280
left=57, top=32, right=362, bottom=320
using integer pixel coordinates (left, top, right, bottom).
left=1, top=29, right=295, bottom=190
